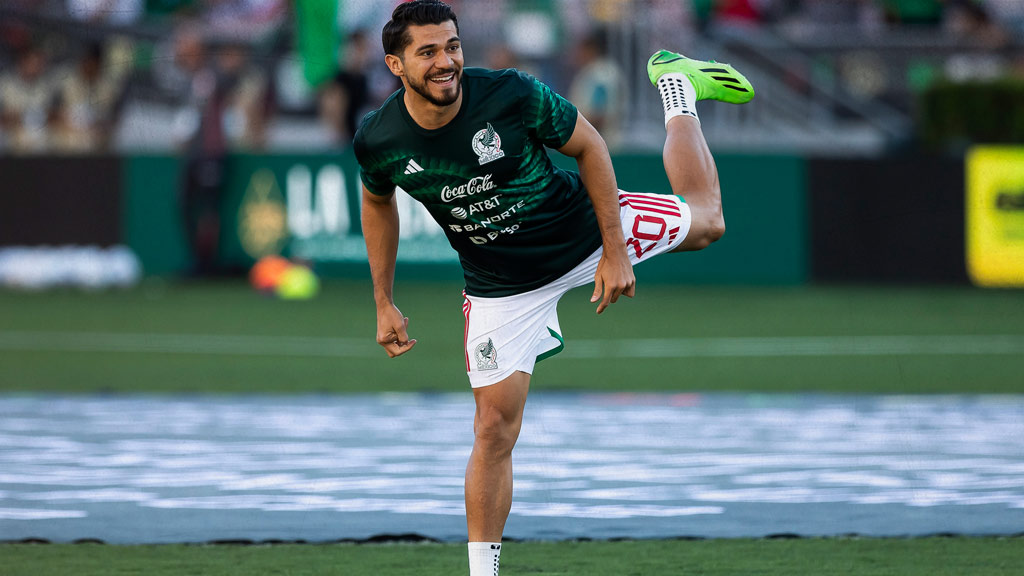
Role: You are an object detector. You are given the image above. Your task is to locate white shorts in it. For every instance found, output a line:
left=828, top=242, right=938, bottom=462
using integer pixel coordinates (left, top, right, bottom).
left=463, top=191, right=692, bottom=388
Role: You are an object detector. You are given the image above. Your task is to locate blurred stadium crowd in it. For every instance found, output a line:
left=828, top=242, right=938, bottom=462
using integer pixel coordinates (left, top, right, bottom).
left=0, top=0, right=1022, bottom=155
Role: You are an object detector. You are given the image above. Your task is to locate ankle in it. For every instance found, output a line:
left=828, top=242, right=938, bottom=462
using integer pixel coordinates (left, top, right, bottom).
left=656, top=73, right=699, bottom=125
left=468, top=541, right=502, bottom=576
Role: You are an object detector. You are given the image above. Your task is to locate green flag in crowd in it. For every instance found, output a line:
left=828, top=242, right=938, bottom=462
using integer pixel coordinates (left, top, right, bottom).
left=295, top=0, right=341, bottom=88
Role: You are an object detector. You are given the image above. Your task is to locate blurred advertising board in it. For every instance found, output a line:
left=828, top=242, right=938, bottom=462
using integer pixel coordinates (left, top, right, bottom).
left=967, top=147, right=1024, bottom=287
left=123, top=151, right=456, bottom=276
left=224, top=152, right=456, bottom=266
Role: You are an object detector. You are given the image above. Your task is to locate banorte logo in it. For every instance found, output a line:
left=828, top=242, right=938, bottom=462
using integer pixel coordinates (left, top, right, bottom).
left=441, top=174, right=495, bottom=203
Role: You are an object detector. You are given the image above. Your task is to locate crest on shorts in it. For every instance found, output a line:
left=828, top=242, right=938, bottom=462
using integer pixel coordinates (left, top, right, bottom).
left=472, top=123, right=505, bottom=165
left=474, top=338, right=499, bottom=370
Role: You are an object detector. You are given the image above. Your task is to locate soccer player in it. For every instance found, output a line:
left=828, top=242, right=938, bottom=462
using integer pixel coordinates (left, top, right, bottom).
left=353, top=2, right=754, bottom=574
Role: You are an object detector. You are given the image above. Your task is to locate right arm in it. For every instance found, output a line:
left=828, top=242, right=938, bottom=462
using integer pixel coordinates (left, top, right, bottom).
left=362, top=185, right=416, bottom=357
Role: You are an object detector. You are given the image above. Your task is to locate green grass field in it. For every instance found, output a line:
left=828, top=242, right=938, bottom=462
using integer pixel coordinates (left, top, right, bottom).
left=3, top=282, right=1023, bottom=572
left=3, top=537, right=1022, bottom=575
left=2, top=280, right=1023, bottom=394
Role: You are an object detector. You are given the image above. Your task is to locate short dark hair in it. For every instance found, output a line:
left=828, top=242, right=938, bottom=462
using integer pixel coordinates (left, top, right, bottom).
left=382, top=0, right=459, bottom=56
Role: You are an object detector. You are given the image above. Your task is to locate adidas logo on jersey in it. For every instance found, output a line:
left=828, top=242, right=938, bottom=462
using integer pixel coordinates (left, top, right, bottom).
left=404, top=159, right=424, bottom=175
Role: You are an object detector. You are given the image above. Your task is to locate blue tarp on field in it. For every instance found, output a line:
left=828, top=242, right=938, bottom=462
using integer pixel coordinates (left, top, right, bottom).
left=1, top=393, right=1022, bottom=543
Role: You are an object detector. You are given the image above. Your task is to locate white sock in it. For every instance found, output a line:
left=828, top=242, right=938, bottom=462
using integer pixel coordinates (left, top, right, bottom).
left=468, top=541, right=501, bottom=576
left=657, top=72, right=699, bottom=125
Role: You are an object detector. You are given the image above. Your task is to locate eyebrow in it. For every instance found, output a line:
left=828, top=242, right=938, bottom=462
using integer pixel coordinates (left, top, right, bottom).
left=413, top=36, right=460, bottom=53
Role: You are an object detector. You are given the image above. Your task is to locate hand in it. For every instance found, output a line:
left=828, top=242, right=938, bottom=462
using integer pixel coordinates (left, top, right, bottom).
left=376, top=304, right=417, bottom=357
left=590, top=249, right=635, bottom=314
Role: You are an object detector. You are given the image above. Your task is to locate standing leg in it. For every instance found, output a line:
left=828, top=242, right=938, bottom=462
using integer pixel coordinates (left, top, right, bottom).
left=465, top=370, right=530, bottom=575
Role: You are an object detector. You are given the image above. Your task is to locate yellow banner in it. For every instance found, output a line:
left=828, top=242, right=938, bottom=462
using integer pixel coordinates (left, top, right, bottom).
left=967, top=147, right=1024, bottom=287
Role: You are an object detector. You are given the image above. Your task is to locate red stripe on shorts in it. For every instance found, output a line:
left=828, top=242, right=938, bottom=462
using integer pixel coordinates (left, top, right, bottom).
left=462, top=291, right=472, bottom=371
left=624, top=197, right=681, bottom=214
left=619, top=195, right=681, bottom=218
left=619, top=193, right=681, bottom=210
left=620, top=203, right=682, bottom=219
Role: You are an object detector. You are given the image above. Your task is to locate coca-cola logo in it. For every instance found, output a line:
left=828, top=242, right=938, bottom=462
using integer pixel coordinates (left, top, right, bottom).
left=441, top=174, right=495, bottom=203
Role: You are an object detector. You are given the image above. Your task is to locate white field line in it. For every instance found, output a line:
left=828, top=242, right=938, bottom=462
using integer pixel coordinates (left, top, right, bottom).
left=0, top=331, right=1023, bottom=359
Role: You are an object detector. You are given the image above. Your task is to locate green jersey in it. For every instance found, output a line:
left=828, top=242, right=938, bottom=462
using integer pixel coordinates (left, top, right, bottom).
left=353, top=68, right=602, bottom=297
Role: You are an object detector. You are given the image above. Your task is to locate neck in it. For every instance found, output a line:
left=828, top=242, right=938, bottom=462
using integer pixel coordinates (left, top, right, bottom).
left=404, top=90, right=462, bottom=130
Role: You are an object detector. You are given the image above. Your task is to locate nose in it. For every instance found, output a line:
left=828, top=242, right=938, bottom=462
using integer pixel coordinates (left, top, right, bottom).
left=435, top=50, right=453, bottom=68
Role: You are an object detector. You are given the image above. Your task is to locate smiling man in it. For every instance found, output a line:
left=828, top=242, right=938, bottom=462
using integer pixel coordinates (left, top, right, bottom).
left=352, top=1, right=754, bottom=574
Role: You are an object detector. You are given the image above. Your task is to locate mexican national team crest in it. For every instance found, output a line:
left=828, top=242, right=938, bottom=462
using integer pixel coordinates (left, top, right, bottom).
left=474, top=338, right=499, bottom=370
left=472, top=123, right=505, bottom=165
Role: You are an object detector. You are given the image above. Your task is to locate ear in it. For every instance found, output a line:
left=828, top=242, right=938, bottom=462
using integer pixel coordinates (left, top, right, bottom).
left=384, top=54, right=404, bottom=78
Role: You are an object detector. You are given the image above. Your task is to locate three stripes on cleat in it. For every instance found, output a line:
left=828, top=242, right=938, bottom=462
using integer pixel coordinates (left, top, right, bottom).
left=699, top=67, right=750, bottom=94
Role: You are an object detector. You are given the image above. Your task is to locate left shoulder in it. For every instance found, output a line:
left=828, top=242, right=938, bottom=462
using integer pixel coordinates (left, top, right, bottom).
left=464, top=67, right=538, bottom=98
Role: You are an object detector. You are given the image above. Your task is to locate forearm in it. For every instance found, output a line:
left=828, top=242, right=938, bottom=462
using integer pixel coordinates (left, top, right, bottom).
left=576, top=142, right=627, bottom=255
left=361, top=191, right=400, bottom=308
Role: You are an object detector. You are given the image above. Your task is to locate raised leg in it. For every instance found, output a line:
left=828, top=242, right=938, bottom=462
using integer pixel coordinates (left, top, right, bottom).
left=647, top=49, right=754, bottom=253
left=664, top=116, right=725, bottom=252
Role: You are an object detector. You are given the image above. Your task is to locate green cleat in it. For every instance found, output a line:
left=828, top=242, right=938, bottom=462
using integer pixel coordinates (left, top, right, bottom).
left=647, top=49, right=754, bottom=104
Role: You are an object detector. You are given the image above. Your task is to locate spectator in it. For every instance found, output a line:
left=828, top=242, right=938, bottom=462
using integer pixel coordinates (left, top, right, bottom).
left=52, top=42, right=128, bottom=152
left=945, top=0, right=1009, bottom=48
left=0, top=44, right=58, bottom=153
left=64, top=0, right=141, bottom=91
left=337, top=30, right=371, bottom=142
left=215, top=42, right=271, bottom=150
left=170, top=28, right=228, bottom=276
left=568, top=28, right=626, bottom=149
left=317, top=30, right=371, bottom=148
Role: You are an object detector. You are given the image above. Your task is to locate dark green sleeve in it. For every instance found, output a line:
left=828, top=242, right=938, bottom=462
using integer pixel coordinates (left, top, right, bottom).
left=518, top=71, right=578, bottom=149
left=352, top=122, right=395, bottom=196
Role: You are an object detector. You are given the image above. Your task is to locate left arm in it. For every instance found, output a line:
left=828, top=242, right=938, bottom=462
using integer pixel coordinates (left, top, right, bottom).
left=558, top=112, right=634, bottom=314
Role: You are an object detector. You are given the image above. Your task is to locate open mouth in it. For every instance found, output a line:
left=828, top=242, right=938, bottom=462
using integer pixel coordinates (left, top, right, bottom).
left=429, top=71, right=457, bottom=87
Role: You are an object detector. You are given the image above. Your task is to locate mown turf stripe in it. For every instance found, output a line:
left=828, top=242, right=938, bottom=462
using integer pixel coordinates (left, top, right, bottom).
left=2, top=537, right=1022, bottom=576
left=1, top=331, right=1023, bottom=359
left=0, top=331, right=378, bottom=357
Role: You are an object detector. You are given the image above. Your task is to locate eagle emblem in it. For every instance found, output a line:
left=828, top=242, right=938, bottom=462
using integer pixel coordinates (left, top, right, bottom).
left=471, top=123, right=505, bottom=165
left=474, top=338, right=499, bottom=370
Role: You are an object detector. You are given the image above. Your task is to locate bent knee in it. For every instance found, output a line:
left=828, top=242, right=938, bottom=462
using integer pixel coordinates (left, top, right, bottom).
left=706, top=217, right=725, bottom=244
left=678, top=205, right=725, bottom=251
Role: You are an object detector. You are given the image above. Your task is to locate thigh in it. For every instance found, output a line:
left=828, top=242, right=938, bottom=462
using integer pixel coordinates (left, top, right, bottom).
left=561, top=191, right=693, bottom=293
left=463, top=285, right=564, bottom=389
left=618, top=191, right=692, bottom=263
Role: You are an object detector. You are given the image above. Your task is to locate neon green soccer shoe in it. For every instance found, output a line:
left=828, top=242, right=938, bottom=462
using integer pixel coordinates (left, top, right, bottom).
left=647, top=49, right=754, bottom=104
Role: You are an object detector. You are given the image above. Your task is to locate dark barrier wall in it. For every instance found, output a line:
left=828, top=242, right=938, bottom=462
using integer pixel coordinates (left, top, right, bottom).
left=808, top=156, right=967, bottom=283
left=6, top=153, right=973, bottom=285
left=0, top=156, right=121, bottom=246
left=123, top=156, right=189, bottom=275
left=553, top=153, right=808, bottom=284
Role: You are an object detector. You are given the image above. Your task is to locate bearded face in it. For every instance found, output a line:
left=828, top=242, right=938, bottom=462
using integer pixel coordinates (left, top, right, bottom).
left=394, top=21, right=464, bottom=109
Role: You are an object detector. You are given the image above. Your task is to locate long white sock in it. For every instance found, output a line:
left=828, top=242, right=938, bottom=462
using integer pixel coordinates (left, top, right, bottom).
left=468, top=541, right=501, bottom=576
left=657, top=73, right=699, bottom=125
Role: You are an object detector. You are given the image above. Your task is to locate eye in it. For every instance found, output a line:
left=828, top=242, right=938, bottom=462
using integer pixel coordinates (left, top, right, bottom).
left=421, top=50, right=433, bottom=58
